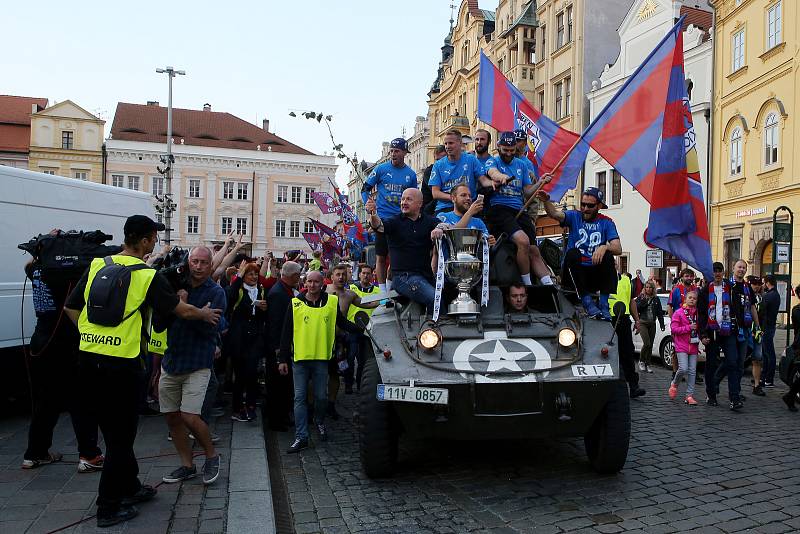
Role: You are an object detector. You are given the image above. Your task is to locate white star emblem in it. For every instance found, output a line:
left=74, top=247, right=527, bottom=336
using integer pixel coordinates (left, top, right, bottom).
left=471, top=340, right=532, bottom=372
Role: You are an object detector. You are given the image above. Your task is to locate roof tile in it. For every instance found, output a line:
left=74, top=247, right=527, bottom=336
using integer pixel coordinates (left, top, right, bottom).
left=0, top=95, right=48, bottom=125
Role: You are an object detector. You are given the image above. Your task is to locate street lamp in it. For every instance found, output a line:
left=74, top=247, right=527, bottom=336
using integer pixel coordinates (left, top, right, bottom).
left=155, top=66, right=185, bottom=244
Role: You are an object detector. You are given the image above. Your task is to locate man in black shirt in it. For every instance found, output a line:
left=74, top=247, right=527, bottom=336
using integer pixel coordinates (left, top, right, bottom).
left=761, top=275, right=781, bottom=388
left=367, top=188, right=444, bottom=313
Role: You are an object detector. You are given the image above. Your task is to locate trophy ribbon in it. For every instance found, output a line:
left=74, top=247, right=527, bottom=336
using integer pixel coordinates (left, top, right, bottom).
left=481, top=235, right=489, bottom=307
left=432, top=237, right=446, bottom=322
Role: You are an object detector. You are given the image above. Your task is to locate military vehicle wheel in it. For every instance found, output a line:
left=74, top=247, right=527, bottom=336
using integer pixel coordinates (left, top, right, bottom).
left=584, top=380, right=631, bottom=474
left=358, top=349, right=399, bottom=478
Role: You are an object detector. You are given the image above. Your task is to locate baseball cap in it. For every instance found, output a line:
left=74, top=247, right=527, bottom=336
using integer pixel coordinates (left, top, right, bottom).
left=712, top=262, right=725, bottom=272
left=498, top=131, right=516, bottom=146
left=124, top=215, right=165, bottom=239
left=582, top=187, right=608, bottom=209
left=747, top=275, right=763, bottom=285
left=390, top=138, right=409, bottom=152
left=513, top=129, right=527, bottom=141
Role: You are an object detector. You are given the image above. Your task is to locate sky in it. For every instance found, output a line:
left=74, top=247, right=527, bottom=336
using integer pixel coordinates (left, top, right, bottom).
left=3, top=0, right=499, bottom=188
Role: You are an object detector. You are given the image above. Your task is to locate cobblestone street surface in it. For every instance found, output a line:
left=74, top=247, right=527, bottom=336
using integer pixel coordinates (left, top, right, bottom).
left=272, top=366, right=800, bottom=534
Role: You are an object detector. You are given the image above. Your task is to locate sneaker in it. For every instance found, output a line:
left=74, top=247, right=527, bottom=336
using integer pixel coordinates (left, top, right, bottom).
left=685, top=396, right=698, bottom=406
left=78, top=454, right=105, bottom=473
left=210, top=432, right=221, bottom=443
left=668, top=384, right=678, bottom=400
left=162, top=465, right=197, bottom=483
left=121, top=485, right=157, bottom=506
left=782, top=393, right=798, bottom=412
left=645, top=365, right=654, bottom=374
left=167, top=432, right=172, bottom=441
left=287, top=438, right=308, bottom=454
left=317, top=423, right=328, bottom=442
left=629, top=387, right=646, bottom=399
left=765, top=382, right=776, bottom=388
left=97, top=505, right=138, bottom=528
left=246, top=406, right=257, bottom=422
left=580, top=295, right=602, bottom=318
left=231, top=409, right=249, bottom=422
left=638, top=361, right=646, bottom=372
left=21, top=452, right=63, bottom=470
left=209, top=407, right=225, bottom=417
left=202, top=454, right=221, bottom=485
left=706, top=397, right=718, bottom=406
left=753, top=386, right=766, bottom=397
left=730, top=400, right=744, bottom=411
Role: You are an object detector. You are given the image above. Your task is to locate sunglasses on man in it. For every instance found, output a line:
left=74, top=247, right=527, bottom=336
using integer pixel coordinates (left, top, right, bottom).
left=580, top=202, right=597, bottom=209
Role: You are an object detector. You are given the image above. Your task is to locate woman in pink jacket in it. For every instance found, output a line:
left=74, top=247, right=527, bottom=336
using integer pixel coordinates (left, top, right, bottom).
left=668, top=290, right=701, bottom=405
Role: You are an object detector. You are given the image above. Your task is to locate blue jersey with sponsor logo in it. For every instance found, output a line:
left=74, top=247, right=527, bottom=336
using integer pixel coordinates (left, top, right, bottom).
left=436, top=210, right=489, bottom=237
left=428, top=153, right=484, bottom=212
left=483, top=156, right=532, bottom=210
left=562, top=211, right=619, bottom=266
left=476, top=153, right=492, bottom=167
left=361, top=162, right=417, bottom=218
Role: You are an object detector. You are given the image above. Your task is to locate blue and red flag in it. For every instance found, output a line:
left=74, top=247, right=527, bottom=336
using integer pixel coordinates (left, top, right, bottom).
left=581, top=17, right=712, bottom=278
left=478, top=51, right=589, bottom=203
left=312, top=191, right=340, bottom=215
left=327, top=178, right=366, bottom=257
left=302, top=232, right=322, bottom=252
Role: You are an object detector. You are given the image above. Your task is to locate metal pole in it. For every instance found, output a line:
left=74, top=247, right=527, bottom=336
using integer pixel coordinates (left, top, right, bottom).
left=165, top=71, right=173, bottom=244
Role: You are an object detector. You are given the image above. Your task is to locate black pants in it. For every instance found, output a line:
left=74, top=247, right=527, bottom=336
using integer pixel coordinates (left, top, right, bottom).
left=789, top=373, right=800, bottom=397
left=265, top=350, right=293, bottom=428
left=563, top=248, right=617, bottom=295
left=80, top=352, right=143, bottom=515
left=24, top=336, right=101, bottom=460
left=614, top=314, right=639, bottom=390
left=232, top=332, right=263, bottom=410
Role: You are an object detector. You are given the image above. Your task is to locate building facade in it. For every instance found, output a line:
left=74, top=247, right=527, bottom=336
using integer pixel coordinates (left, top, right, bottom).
left=106, top=102, right=337, bottom=255
left=709, top=0, right=798, bottom=280
left=0, top=95, right=48, bottom=168
left=587, top=1, right=713, bottom=284
left=27, top=100, right=105, bottom=182
left=407, top=115, right=430, bottom=179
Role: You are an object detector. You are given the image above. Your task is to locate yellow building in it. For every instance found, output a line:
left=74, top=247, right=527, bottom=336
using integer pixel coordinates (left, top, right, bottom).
left=28, top=100, right=105, bottom=183
left=426, top=0, right=634, bottom=222
left=709, top=0, right=797, bottom=277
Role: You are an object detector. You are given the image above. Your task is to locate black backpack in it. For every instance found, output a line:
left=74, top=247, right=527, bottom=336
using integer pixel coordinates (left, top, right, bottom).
left=87, top=257, right=151, bottom=326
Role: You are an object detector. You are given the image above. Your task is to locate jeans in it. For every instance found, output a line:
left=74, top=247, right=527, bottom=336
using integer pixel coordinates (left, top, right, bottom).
left=292, top=360, right=329, bottom=441
left=392, top=271, right=435, bottom=314
left=345, top=332, right=366, bottom=389
left=704, top=333, right=737, bottom=400
left=672, top=352, right=698, bottom=396
left=762, top=326, right=777, bottom=384
left=707, top=333, right=746, bottom=402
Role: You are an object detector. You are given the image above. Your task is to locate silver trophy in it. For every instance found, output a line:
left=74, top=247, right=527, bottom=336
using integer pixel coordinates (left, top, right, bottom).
left=441, top=228, right=485, bottom=315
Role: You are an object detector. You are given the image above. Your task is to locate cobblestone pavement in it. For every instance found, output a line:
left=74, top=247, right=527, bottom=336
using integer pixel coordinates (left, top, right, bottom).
left=272, top=367, right=800, bottom=534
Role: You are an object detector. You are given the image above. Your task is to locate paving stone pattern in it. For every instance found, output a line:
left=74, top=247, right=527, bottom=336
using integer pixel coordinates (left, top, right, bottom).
left=273, top=367, right=800, bottom=534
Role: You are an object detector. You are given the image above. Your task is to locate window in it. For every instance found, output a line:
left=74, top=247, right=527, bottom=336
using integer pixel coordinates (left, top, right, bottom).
left=275, top=219, right=286, bottom=237
left=596, top=171, right=607, bottom=201
left=61, top=131, right=74, bottom=149
left=291, top=186, right=302, bottom=203
left=764, top=113, right=779, bottom=166
left=41, top=169, right=56, bottom=175
left=564, top=77, right=572, bottom=116
left=189, top=179, right=200, bottom=198
left=732, top=29, right=745, bottom=72
left=221, top=217, right=233, bottom=235
left=112, top=174, right=124, bottom=187
left=187, top=215, right=199, bottom=234
left=525, top=41, right=536, bottom=64
left=152, top=176, right=164, bottom=196
left=767, top=2, right=782, bottom=49
left=462, top=41, right=469, bottom=67
left=305, top=187, right=316, bottom=204
left=237, top=183, right=249, bottom=200
left=566, top=6, right=573, bottom=43
left=223, top=181, right=234, bottom=199
left=236, top=217, right=248, bottom=235
left=498, top=58, right=504, bottom=73
left=538, top=91, right=545, bottom=111
left=554, top=81, right=564, bottom=120
left=304, top=221, right=314, bottom=233
left=724, top=238, right=741, bottom=274
left=277, top=185, right=288, bottom=203
left=127, top=176, right=140, bottom=191
left=556, top=12, right=565, bottom=49
left=74, top=171, right=88, bottom=181
left=290, top=220, right=300, bottom=238
left=730, top=128, right=743, bottom=175
left=540, top=24, right=546, bottom=56
left=611, top=170, right=622, bottom=206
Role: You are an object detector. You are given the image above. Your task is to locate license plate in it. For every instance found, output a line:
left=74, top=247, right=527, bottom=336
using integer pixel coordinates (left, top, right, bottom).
left=377, top=384, right=449, bottom=405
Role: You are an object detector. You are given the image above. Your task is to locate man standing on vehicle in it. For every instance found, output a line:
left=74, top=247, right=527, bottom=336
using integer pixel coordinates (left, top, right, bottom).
left=429, top=129, right=487, bottom=214
left=537, top=187, right=622, bottom=319
left=361, top=138, right=417, bottom=295
left=64, top=216, right=222, bottom=527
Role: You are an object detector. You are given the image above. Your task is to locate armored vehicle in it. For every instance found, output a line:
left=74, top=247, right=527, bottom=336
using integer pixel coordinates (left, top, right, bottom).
left=356, top=228, right=631, bottom=478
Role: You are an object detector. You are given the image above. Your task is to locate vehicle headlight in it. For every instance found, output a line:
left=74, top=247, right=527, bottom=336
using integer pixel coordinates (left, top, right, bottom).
left=418, top=328, right=442, bottom=351
left=558, top=328, right=577, bottom=347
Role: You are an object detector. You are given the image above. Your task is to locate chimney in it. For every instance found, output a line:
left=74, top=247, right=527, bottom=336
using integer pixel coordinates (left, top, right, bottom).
left=203, top=103, right=211, bottom=111
left=262, top=119, right=270, bottom=132
left=146, top=100, right=160, bottom=106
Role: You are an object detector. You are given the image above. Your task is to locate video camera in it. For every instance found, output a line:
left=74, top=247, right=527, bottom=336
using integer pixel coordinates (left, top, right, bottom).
left=152, top=247, right=191, bottom=292
left=18, top=230, right=122, bottom=281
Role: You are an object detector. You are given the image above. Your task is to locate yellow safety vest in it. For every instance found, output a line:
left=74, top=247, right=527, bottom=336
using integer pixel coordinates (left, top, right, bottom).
left=148, top=327, right=167, bottom=355
left=609, top=275, right=632, bottom=317
left=347, top=283, right=379, bottom=323
left=291, top=294, right=338, bottom=361
left=78, top=255, right=156, bottom=358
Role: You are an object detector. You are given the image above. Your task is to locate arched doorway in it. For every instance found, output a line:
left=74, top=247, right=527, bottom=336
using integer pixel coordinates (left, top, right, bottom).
left=755, top=239, right=773, bottom=276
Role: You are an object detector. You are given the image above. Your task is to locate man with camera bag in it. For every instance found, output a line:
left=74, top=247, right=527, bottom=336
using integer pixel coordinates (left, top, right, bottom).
left=64, top=215, right=222, bottom=528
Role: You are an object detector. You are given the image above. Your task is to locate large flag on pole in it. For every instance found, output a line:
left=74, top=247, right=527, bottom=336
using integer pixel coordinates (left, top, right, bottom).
left=312, top=191, right=340, bottom=215
left=478, top=51, right=589, bottom=203
left=581, top=17, right=712, bottom=278
left=302, top=232, right=322, bottom=252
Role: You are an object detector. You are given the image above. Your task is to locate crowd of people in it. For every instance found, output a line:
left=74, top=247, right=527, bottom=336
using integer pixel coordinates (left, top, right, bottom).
left=17, top=128, right=800, bottom=528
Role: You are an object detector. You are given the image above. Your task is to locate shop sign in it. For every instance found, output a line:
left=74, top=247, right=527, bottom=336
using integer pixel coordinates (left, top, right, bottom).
left=645, top=249, right=664, bottom=268
left=735, top=206, right=767, bottom=218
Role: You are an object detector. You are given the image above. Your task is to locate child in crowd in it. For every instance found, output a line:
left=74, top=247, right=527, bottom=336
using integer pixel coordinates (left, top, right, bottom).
left=669, top=289, right=701, bottom=405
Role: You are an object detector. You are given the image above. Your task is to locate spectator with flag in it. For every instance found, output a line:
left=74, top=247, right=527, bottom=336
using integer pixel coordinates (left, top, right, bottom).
left=429, top=130, right=489, bottom=214
left=360, top=138, right=417, bottom=294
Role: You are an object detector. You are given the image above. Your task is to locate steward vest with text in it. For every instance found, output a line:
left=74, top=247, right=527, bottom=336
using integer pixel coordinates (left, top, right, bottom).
left=609, top=275, right=632, bottom=317
left=291, top=294, right=338, bottom=362
left=148, top=327, right=167, bottom=355
left=347, top=283, right=379, bottom=323
left=78, top=255, right=156, bottom=358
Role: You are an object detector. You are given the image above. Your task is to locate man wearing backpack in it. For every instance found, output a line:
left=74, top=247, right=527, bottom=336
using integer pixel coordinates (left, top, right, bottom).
left=65, top=215, right=223, bottom=528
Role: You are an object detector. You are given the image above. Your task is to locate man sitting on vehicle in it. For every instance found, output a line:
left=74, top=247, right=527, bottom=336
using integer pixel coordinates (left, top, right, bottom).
left=505, top=283, right=529, bottom=313
left=436, top=184, right=496, bottom=245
